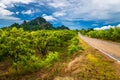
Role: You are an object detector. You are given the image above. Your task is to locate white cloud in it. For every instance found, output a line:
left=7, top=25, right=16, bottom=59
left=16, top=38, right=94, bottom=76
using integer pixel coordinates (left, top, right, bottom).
left=21, top=10, right=33, bottom=15
left=0, top=0, right=35, bottom=20
left=38, top=0, right=120, bottom=23
left=0, top=7, right=19, bottom=20
left=94, top=24, right=120, bottom=30
left=94, top=25, right=114, bottom=30
left=16, top=12, right=19, bottom=15
left=117, top=24, right=120, bottom=27
left=48, top=0, right=68, bottom=8
left=0, top=3, right=7, bottom=8
left=42, top=14, right=57, bottom=21
left=0, top=0, right=34, bottom=5
left=0, top=7, right=13, bottom=16
left=0, top=16, right=20, bottom=20
left=21, top=9, right=40, bottom=15
left=53, top=12, right=66, bottom=17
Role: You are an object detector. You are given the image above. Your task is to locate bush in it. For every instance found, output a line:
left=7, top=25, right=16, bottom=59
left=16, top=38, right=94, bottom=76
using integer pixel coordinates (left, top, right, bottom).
left=68, top=44, right=79, bottom=54
left=71, top=37, right=79, bottom=45
left=45, top=52, right=59, bottom=63
left=41, top=52, right=60, bottom=68
left=68, top=37, right=83, bottom=54
left=11, top=55, right=41, bottom=73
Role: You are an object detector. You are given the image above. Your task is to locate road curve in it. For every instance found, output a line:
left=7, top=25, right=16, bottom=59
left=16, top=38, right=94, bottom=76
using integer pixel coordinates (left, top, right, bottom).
left=78, top=32, right=120, bottom=63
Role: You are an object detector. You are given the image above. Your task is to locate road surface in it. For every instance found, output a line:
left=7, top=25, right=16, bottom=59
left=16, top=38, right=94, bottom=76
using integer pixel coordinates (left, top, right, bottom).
left=78, top=32, right=120, bottom=63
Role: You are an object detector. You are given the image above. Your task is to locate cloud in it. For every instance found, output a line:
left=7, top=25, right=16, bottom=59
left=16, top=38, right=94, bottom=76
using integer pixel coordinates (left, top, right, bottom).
left=0, top=16, right=20, bottom=20
left=21, top=9, right=40, bottom=15
left=117, top=24, right=120, bottom=27
left=42, top=14, right=57, bottom=21
left=0, top=3, right=7, bottom=8
left=21, top=10, right=33, bottom=15
left=0, top=0, right=35, bottom=20
left=94, top=25, right=114, bottom=30
left=0, top=7, right=13, bottom=16
left=48, top=0, right=68, bottom=8
left=94, top=24, right=120, bottom=30
left=53, top=12, right=66, bottom=17
left=16, top=12, right=19, bottom=15
left=0, top=0, right=34, bottom=5
left=36, top=0, right=120, bottom=27
left=0, top=7, right=20, bottom=20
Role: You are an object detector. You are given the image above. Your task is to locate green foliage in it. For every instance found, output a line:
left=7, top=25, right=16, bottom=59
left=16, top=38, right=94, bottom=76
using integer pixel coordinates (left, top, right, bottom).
left=45, top=52, right=59, bottom=63
left=68, top=45, right=79, bottom=54
left=71, top=37, right=79, bottom=45
left=80, top=28, right=93, bottom=35
left=80, top=27, right=120, bottom=42
left=0, top=28, right=77, bottom=74
left=41, top=52, right=60, bottom=68
left=68, top=37, right=83, bottom=54
left=12, top=55, right=41, bottom=73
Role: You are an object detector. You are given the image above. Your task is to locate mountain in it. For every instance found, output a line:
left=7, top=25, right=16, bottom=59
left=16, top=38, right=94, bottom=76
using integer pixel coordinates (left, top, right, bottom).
left=9, top=16, right=69, bottom=30
left=10, top=17, right=55, bottom=30
left=57, top=25, right=69, bottom=30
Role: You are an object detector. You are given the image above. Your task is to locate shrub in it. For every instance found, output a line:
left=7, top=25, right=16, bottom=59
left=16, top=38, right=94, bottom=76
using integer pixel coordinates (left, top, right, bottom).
left=68, top=44, right=79, bottom=54
left=41, top=52, right=60, bottom=68
left=45, top=52, right=59, bottom=63
left=68, top=37, right=83, bottom=54
left=11, top=55, right=41, bottom=74
left=71, top=37, right=79, bottom=45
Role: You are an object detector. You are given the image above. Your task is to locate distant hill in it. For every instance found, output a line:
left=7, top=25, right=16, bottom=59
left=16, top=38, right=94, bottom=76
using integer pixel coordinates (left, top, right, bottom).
left=57, top=25, right=69, bottom=30
left=9, top=16, right=69, bottom=30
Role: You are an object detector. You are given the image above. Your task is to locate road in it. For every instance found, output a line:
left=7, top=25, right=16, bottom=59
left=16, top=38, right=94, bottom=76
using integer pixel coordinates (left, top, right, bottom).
left=78, top=32, right=120, bottom=63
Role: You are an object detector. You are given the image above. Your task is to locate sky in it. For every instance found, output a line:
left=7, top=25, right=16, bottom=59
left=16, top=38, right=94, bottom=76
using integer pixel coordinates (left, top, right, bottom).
left=1, top=0, right=120, bottom=29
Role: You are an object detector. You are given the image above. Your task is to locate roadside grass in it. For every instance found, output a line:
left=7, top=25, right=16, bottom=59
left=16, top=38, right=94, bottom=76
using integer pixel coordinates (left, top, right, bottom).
left=78, top=37, right=120, bottom=80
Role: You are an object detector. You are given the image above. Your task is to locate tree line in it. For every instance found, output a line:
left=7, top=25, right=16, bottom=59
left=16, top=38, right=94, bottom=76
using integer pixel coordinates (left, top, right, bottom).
left=80, top=28, right=120, bottom=42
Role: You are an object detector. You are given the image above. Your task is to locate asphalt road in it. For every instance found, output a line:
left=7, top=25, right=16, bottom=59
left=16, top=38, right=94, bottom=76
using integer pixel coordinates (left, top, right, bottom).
left=78, top=32, right=120, bottom=63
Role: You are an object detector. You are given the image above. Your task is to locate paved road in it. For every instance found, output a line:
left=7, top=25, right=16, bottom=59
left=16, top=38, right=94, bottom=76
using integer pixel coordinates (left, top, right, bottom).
left=78, top=32, right=120, bottom=63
